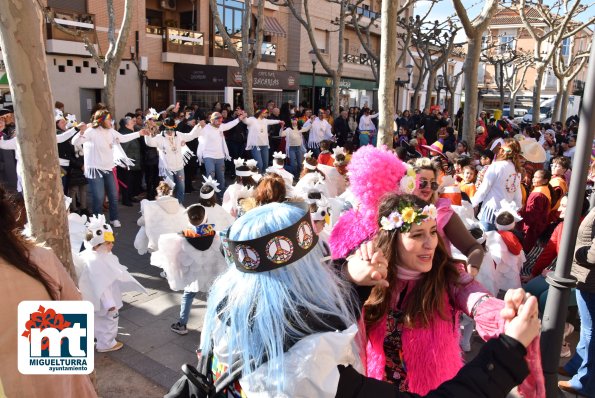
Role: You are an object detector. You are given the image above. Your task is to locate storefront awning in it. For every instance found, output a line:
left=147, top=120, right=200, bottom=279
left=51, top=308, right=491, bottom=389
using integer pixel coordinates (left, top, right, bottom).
left=263, top=16, right=286, bottom=37
left=0, top=73, right=8, bottom=86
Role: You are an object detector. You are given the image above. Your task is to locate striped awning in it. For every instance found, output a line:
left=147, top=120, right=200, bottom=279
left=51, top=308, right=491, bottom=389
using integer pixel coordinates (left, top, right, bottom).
left=0, top=73, right=8, bottom=85
left=263, top=16, right=286, bottom=37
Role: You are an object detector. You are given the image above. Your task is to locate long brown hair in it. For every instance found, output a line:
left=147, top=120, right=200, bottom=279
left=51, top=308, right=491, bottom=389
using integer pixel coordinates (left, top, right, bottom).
left=497, top=138, right=521, bottom=172
left=364, top=193, right=459, bottom=329
left=254, top=173, right=286, bottom=205
left=0, top=185, right=57, bottom=299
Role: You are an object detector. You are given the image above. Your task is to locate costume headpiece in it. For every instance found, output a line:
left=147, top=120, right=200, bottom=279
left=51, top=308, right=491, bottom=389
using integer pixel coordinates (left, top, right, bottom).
left=210, top=112, right=223, bottom=121
left=310, top=198, right=330, bottom=222
left=164, top=176, right=176, bottom=190
left=86, top=214, right=114, bottom=247
left=236, top=185, right=254, bottom=201
left=246, top=159, right=258, bottom=169
left=304, top=174, right=326, bottom=204
left=65, top=114, right=79, bottom=129
left=331, top=147, right=345, bottom=159
left=399, top=165, right=417, bottom=194
left=379, top=200, right=437, bottom=233
left=92, top=111, right=111, bottom=128
left=234, top=157, right=246, bottom=169
left=200, top=175, right=221, bottom=199
left=226, top=203, right=318, bottom=273
left=272, top=151, right=286, bottom=160
left=54, top=109, right=65, bottom=122
left=421, top=140, right=448, bottom=160
left=494, top=200, right=522, bottom=231
left=163, top=118, right=177, bottom=129
left=145, top=108, right=160, bottom=121
left=303, top=151, right=317, bottom=170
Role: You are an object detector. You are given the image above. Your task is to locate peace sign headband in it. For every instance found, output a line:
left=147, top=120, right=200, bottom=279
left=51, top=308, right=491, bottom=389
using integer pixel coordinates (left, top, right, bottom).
left=224, top=204, right=319, bottom=273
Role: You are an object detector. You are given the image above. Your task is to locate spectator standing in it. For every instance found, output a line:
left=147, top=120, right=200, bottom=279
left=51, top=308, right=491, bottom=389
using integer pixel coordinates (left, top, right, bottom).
left=334, top=109, right=351, bottom=147
left=118, top=116, right=143, bottom=206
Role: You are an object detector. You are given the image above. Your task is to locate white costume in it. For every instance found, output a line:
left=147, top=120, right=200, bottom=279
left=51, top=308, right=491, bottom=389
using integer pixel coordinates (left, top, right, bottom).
left=243, top=116, right=282, bottom=150
left=294, top=172, right=329, bottom=200
left=76, top=215, right=146, bottom=350
left=222, top=183, right=246, bottom=215
left=266, top=152, right=295, bottom=197
left=151, top=231, right=228, bottom=292
left=307, top=117, right=333, bottom=148
left=144, top=127, right=201, bottom=176
left=485, top=231, right=524, bottom=292
left=204, top=204, right=234, bottom=231
left=134, top=196, right=188, bottom=255
left=317, top=163, right=346, bottom=198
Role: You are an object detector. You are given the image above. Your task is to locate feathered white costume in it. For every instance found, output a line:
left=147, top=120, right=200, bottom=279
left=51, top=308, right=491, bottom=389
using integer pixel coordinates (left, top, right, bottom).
left=76, top=215, right=146, bottom=350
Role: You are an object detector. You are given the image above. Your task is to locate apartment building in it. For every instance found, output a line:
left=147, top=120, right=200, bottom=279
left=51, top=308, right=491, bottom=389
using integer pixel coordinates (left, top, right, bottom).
left=480, top=4, right=591, bottom=111
left=29, top=0, right=419, bottom=118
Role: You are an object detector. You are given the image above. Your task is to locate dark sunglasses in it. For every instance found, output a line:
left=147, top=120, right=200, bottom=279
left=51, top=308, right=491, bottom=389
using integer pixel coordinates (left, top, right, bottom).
left=419, top=179, right=439, bottom=191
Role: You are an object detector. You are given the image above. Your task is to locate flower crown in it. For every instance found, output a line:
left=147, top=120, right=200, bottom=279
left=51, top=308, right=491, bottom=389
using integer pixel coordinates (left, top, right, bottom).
left=380, top=202, right=437, bottom=233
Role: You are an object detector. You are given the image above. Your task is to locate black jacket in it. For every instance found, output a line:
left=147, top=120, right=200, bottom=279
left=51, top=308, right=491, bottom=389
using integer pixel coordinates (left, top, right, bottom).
left=335, top=335, right=529, bottom=398
left=334, top=116, right=351, bottom=146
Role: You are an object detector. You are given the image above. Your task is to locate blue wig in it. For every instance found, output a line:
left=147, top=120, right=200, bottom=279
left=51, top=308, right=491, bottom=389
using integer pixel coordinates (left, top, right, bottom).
left=199, top=202, right=356, bottom=390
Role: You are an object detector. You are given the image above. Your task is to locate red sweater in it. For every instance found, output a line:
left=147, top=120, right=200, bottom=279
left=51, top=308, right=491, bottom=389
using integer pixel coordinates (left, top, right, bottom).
left=519, top=187, right=551, bottom=252
left=317, top=152, right=334, bottom=166
left=531, top=222, right=563, bottom=277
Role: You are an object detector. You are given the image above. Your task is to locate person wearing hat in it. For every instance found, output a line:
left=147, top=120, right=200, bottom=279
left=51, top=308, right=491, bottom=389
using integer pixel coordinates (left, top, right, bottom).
left=243, top=108, right=284, bottom=173
left=196, top=111, right=247, bottom=202
left=72, top=109, right=149, bottom=227
left=55, top=110, right=83, bottom=193
left=187, top=201, right=542, bottom=398
left=144, top=117, right=204, bottom=204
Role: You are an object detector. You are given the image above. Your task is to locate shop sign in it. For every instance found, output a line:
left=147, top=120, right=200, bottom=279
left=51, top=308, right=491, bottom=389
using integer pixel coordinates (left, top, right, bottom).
left=228, top=67, right=299, bottom=90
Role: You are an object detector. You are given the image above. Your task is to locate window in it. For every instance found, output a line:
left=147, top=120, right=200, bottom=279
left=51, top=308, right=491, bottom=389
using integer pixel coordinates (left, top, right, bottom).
left=499, top=35, right=515, bottom=54
left=216, top=0, right=244, bottom=37
left=180, top=11, right=197, bottom=31
left=146, top=9, right=163, bottom=28
left=314, top=29, right=327, bottom=53
left=561, top=37, right=570, bottom=57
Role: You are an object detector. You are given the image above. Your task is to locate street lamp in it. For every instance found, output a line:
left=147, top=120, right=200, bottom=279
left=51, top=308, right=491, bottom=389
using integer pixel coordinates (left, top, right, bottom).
left=435, top=74, right=446, bottom=109
left=396, top=64, right=414, bottom=111
left=309, top=50, right=318, bottom=110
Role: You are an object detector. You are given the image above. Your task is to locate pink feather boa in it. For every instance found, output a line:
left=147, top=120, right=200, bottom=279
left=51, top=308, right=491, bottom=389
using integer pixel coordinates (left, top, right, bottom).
left=329, top=145, right=406, bottom=259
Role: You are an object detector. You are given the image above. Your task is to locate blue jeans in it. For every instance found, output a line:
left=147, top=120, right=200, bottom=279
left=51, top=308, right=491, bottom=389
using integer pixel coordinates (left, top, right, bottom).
left=171, top=169, right=185, bottom=204
left=88, top=170, right=119, bottom=221
left=287, top=146, right=304, bottom=179
left=523, top=275, right=577, bottom=315
left=251, top=146, right=269, bottom=173
left=179, top=290, right=196, bottom=326
left=203, top=157, right=226, bottom=201
left=564, top=289, right=595, bottom=396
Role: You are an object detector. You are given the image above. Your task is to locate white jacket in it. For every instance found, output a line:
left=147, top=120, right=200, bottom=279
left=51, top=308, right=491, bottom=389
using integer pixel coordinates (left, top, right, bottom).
left=307, top=118, right=333, bottom=148
left=144, top=128, right=201, bottom=173
left=471, top=160, right=522, bottom=223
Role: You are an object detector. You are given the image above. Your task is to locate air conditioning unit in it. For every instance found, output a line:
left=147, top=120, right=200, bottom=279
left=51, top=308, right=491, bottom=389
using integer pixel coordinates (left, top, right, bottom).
left=161, top=0, right=176, bottom=10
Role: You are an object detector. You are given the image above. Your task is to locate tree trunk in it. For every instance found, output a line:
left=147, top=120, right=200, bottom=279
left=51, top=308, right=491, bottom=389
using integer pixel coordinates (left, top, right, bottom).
left=509, top=91, right=517, bottom=120
left=461, top=34, right=482, bottom=149
left=377, top=0, right=398, bottom=148
left=532, top=66, right=545, bottom=124
left=559, top=81, right=571, bottom=126
left=103, top=63, right=118, bottom=118
left=243, top=65, right=255, bottom=115
left=424, top=68, right=437, bottom=110
left=0, top=0, right=75, bottom=278
left=331, top=73, right=340, bottom=118
left=552, top=78, right=563, bottom=123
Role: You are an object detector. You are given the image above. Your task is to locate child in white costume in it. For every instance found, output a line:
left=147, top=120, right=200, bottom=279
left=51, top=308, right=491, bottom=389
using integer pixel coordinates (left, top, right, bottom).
left=77, top=215, right=147, bottom=352
left=222, top=159, right=257, bottom=215
left=134, top=180, right=187, bottom=255
left=294, top=151, right=330, bottom=200
left=265, top=151, right=295, bottom=198
left=150, top=204, right=227, bottom=335
left=198, top=175, right=234, bottom=230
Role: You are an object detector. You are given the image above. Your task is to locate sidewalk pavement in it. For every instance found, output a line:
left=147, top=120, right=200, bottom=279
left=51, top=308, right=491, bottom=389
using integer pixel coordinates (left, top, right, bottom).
left=99, top=189, right=579, bottom=398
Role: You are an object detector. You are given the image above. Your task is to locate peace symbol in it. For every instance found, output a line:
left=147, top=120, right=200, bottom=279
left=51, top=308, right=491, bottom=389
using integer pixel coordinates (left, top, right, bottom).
left=296, top=221, right=314, bottom=249
left=235, top=244, right=260, bottom=270
left=266, top=237, right=294, bottom=264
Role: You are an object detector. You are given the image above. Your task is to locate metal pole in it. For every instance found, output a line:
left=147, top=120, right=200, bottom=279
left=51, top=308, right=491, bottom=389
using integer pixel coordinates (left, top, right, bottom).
left=499, top=60, right=504, bottom=111
left=436, top=88, right=441, bottom=109
left=396, top=78, right=401, bottom=112
left=311, top=62, right=316, bottom=110
left=540, top=37, right=595, bottom=397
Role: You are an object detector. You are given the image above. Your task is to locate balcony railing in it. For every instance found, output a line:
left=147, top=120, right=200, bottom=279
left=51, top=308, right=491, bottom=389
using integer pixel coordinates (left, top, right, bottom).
left=146, top=25, right=163, bottom=35
left=344, top=52, right=376, bottom=67
left=46, top=8, right=97, bottom=44
left=163, top=27, right=204, bottom=56
left=213, top=36, right=277, bottom=62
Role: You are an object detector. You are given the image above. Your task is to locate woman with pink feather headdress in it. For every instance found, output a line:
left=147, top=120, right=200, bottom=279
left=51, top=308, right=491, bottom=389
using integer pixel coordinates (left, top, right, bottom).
left=329, top=145, right=545, bottom=397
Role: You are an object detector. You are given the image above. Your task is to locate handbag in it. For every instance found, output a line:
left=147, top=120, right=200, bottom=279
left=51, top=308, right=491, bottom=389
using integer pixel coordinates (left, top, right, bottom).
left=165, top=352, right=243, bottom=398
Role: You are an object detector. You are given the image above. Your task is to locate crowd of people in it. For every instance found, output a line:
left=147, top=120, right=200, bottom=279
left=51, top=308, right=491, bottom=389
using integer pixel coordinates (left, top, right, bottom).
left=0, top=96, right=593, bottom=397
